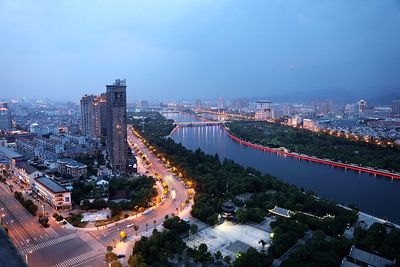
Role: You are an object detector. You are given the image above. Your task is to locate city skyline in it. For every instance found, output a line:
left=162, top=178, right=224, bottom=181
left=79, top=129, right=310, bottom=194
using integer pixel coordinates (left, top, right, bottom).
left=1, top=1, right=400, bottom=101
left=1, top=2, right=400, bottom=266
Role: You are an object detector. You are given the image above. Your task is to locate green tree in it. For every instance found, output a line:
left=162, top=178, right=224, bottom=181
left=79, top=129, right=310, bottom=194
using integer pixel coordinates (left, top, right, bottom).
left=133, top=225, right=139, bottom=236
left=236, top=208, right=248, bottom=224
left=258, top=239, right=267, bottom=252
left=128, top=253, right=148, bottom=267
left=105, top=252, right=118, bottom=263
left=190, top=223, right=198, bottom=235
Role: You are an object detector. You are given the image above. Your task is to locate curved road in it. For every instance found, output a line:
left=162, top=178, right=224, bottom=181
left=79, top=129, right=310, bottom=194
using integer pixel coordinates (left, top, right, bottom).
left=91, top=125, right=189, bottom=246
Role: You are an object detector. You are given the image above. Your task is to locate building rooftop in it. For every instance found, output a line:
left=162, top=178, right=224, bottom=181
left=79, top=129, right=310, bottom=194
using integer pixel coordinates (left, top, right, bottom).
left=57, top=158, right=87, bottom=168
left=35, top=177, right=70, bottom=193
left=16, top=161, right=40, bottom=175
left=348, top=246, right=395, bottom=267
left=341, top=259, right=361, bottom=267
left=0, top=146, right=24, bottom=159
left=268, top=206, right=292, bottom=218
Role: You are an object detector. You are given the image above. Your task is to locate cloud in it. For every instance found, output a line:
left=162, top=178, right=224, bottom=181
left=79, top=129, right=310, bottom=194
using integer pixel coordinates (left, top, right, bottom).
left=0, top=0, right=399, bottom=101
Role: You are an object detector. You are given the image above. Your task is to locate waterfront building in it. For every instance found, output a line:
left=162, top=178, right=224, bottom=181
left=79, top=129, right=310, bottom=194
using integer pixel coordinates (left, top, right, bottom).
left=57, top=158, right=87, bottom=179
left=0, top=103, right=12, bottom=131
left=33, top=177, right=72, bottom=210
left=392, top=99, right=400, bottom=115
left=287, top=115, right=302, bottom=127
left=255, top=100, right=272, bottom=120
left=106, top=79, right=128, bottom=175
left=303, top=119, right=317, bottom=131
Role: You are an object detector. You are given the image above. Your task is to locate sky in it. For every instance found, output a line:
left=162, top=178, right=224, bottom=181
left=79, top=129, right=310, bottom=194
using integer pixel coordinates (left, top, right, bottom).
left=0, top=0, right=400, bottom=102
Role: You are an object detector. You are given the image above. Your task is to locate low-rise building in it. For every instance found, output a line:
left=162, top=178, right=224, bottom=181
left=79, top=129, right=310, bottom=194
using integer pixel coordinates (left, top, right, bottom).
left=341, top=245, right=395, bottom=267
left=16, top=138, right=40, bottom=160
left=0, top=147, right=25, bottom=171
left=268, top=206, right=292, bottom=218
left=14, top=161, right=42, bottom=186
left=303, top=119, right=318, bottom=131
left=222, top=200, right=235, bottom=219
left=33, top=177, right=72, bottom=210
left=57, top=158, right=87, bottom=179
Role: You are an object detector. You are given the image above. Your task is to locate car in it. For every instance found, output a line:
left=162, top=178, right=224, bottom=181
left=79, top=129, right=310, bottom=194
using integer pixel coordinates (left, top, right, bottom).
left=117, top=254, right=126, bottom=259
left=126, top=224, right=133, bottom=228
left=183, top=217, right=190, bottom=223
left=143, top=209, right=153, bottom=215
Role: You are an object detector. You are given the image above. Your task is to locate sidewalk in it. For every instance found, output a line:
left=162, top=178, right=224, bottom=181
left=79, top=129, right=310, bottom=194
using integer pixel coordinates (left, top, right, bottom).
left=111, top=224, right=165, bottom=266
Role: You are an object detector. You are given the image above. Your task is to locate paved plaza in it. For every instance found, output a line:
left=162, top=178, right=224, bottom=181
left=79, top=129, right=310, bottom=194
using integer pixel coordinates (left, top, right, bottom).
left=186, top=221, right=271, bottom=258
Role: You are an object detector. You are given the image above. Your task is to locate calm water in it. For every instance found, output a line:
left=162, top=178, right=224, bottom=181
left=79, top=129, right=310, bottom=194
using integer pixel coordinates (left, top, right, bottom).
left=164, top=113, right=400, bottom=223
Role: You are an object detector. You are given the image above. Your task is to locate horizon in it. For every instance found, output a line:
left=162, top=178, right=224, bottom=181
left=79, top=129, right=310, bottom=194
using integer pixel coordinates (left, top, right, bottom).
left=1, top=0, right=400, bottom=102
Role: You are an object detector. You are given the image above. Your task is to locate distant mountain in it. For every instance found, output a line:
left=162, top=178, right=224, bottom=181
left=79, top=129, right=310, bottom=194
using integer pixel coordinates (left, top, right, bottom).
left=254, top=88, right=400, bottom=105
left=366, top=92, right=400, bottom=105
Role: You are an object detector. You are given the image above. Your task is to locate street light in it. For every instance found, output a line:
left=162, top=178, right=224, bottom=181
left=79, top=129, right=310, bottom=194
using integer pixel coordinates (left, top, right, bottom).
left=0, top=214, right=5, bottom=225
left=25, top=251, right=32, bottom=265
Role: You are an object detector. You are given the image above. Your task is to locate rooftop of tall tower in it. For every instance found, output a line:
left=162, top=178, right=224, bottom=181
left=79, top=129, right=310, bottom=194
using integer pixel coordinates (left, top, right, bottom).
left=113, top=79, right=126, bottom=86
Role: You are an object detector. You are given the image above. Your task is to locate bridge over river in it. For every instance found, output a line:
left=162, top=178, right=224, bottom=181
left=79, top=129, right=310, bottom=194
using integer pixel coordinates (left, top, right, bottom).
left=175, top=121, right=226, bottom=127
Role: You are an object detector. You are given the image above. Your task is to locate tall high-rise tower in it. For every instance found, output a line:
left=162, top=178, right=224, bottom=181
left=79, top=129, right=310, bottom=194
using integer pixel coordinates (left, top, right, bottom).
left=98, top=93, right=108, bottom=137
left=80, top=95, right=101, bottom=138
left=392, top=99, right=400, bottom=115
left=0, top=102, right=12, bottom=131
left=106, top=79, right=128, bottom=175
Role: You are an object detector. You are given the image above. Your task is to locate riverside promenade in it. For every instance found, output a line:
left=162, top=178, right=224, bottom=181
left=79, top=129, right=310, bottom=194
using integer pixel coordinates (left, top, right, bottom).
left=222, top=126, right=400, bottom=180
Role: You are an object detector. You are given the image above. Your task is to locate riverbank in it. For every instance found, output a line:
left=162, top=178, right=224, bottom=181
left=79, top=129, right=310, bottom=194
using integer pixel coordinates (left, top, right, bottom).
left=176, top=112, right=400, bottom=179
left=221, top=125, right=400, bottom=180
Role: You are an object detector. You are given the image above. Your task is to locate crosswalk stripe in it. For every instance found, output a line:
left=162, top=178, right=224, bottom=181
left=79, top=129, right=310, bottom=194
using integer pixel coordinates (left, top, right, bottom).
left=19, top=233, right=78, bottom=255
left=52, top=248, right=106, bottom=267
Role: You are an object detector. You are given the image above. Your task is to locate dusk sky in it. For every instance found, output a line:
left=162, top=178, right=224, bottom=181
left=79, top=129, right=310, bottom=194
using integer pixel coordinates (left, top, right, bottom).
left=1, top=0, right=400, bottom=102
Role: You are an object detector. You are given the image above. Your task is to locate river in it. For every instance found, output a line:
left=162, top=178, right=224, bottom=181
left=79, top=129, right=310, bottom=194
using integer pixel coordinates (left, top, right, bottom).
left=164, top=112, right=400, bottom=224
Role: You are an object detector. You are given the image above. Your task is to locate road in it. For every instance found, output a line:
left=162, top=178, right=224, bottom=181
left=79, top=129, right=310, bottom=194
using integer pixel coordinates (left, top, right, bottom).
left=0, top=183, right=66, bottom=248
left=0, top=181, right=107, bottom=267
left=0, top=124, right=189, bottom=267
left=91, top=125, right=189, bottom=246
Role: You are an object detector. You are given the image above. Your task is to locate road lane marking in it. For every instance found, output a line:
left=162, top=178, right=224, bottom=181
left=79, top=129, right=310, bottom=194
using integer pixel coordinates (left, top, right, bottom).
left=52, top=248, right=106, bottom=267
left=19, top=233, right=79, bottom=255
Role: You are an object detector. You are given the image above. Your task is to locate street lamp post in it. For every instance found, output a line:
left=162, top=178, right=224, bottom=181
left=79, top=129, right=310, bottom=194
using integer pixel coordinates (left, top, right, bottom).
left=25, top=251, right=32, bottom=265
left=0, top=214, right=5, bottom=225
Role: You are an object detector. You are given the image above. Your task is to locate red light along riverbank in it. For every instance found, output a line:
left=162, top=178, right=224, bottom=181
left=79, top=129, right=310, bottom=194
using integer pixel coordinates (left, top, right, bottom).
left=169, top=111, right=400, bottom=180
left=221, top=126, right=400, bottom=180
